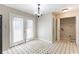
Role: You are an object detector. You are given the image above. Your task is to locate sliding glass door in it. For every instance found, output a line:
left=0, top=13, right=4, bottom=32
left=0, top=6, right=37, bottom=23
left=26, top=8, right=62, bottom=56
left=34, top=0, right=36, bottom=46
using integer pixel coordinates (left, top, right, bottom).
left=10, top=14, right=34, bottom=47
left=10, top=15, right=25, bottom=47
left=26, top=20, right=33, bottom=41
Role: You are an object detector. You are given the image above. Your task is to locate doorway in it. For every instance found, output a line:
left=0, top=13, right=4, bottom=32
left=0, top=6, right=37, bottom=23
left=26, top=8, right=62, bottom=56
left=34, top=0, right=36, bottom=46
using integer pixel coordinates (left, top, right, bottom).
left=60, top=17, right=76, bottom=42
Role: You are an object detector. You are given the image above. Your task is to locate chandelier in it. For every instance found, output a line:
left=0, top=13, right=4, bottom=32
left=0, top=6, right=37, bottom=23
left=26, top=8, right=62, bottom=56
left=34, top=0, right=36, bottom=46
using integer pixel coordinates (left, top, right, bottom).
left=34, top=4, right=42, bottom=18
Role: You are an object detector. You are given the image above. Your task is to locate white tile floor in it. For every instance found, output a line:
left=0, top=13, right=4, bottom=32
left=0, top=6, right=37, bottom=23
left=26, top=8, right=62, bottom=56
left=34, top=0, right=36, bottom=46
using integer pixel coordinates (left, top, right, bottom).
left=3, top=40, right=79, bottom=54
left=3, top=40, right=53, bottom=54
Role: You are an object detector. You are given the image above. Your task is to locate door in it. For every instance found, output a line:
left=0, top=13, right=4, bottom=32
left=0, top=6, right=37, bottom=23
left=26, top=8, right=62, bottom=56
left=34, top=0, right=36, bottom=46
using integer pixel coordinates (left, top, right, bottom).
left=11, top=16, right=25, bottom=47
left=26, top=20, right=33, bottom=41
left=0, top=15, right=2, bottom=54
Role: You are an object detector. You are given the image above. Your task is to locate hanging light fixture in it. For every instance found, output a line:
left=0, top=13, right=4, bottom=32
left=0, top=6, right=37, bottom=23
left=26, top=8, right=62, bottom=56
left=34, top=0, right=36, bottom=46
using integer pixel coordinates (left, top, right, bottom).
left=34, top=4, right=42, bottom=18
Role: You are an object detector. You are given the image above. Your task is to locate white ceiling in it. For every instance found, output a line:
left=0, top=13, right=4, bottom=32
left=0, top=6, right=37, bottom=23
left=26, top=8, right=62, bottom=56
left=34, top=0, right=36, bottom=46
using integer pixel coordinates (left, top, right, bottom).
left=3, top=4, right=79, bottom=15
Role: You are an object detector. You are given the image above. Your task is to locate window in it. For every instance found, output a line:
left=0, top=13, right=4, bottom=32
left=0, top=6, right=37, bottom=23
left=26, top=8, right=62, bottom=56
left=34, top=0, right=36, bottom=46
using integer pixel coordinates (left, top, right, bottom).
left=26, top=20, right=33, bottom=41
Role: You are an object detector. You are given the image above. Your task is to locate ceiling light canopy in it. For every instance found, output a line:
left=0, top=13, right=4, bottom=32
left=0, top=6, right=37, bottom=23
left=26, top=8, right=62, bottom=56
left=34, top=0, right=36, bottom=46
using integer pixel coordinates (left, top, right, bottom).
left=62, top=8, right=71, bottom=13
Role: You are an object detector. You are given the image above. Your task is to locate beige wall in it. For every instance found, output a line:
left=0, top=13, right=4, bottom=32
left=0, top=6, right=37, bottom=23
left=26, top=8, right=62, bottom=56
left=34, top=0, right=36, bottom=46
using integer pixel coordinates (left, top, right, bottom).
left=60, top=17, right=76, bottom=41
left=76, top=16, right=79, bottom=45
left=57, top=18, right=60, bottom=41
left=57, top=10, right=79, bottom=18
left=53, top=16, right=57, bottom=42
left=0, top=5, right=37, bottom=51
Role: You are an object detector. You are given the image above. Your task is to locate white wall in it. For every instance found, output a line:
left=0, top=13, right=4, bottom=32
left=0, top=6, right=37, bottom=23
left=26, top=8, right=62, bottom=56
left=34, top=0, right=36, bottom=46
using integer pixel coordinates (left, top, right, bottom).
left=37, top=13, right=53, bottom=43
left=0, top=5, right=37, bottom=51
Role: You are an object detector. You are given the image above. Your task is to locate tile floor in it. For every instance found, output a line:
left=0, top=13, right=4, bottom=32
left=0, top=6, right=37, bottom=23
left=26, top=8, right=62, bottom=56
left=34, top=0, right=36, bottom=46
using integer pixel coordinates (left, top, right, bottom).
left=3, top=40, right=79, bottom=54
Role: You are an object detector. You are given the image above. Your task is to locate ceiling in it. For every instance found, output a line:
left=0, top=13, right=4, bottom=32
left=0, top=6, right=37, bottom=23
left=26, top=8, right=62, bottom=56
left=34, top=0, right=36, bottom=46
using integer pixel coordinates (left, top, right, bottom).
left=3, top=4, right=79, bottom=15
